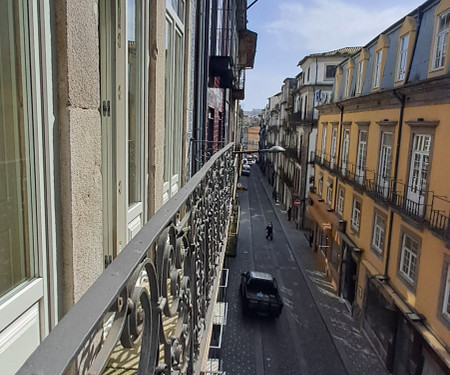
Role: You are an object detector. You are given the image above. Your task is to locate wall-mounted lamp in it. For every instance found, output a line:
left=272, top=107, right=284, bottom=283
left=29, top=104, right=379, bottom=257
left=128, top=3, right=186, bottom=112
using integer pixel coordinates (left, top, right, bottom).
left=406, top=312, right=425, bottom=322
left=374, top=274, right=389, bottom=282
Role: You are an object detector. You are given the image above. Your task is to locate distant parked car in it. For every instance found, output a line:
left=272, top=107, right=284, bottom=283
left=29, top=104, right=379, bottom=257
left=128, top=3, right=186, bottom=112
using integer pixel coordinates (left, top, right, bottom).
left=240, top=271, right=283, bottom=318
left=241, top=164, right=251, bottom=176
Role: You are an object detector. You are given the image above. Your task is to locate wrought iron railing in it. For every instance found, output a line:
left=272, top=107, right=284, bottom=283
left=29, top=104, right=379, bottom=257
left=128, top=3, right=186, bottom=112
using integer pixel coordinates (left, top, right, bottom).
left=18, top=144, right=236, bottom=375
left=313, top=154, right=450, bottom=241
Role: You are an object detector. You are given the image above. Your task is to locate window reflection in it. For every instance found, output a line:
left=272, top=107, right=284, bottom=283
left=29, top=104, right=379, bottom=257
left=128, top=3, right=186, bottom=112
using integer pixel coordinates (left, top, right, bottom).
left=0, top=0, right=35, bottom=298
left=128, top=0, right=142, bottom=205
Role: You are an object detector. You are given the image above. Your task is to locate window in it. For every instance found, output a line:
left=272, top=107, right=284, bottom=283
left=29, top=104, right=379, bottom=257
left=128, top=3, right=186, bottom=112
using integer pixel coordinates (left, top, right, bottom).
left=307, top=67, right=311, bottom=82
left=325, top=65, right=336, bottom=79
left=344, top=68, right=352, bottom=97
left=318, top=175, right=323, bottom=197
left=330, top=127, right=337, bottom=169
left=164, top=0, right=186, bottom=201
left=373, top=50, right=382, bottom=88
left=432, top=10, right=450, bottom=70
left=326, top=180, right=333, bottom=205
left=341, top=129, right=350, bottom=175
left=0, top=0, right=39, bottom=298
left=397, top=34, right=409, bottom=81
left=356, top=60, right=364, bottom=94
left=356, top=130, right=368, bottom=184
left=399, top=233, right=419, bottom=284
left=442, top=264, right=450, bottom=320
left=371, top=212, right=386, bottom=254
left=320, top=126, right=327, bottom=163
left=377, top=132, right=394, bottom=197
left=351, top=198, right=362, bottom=232
left=337, top=187, right=345, bottom=215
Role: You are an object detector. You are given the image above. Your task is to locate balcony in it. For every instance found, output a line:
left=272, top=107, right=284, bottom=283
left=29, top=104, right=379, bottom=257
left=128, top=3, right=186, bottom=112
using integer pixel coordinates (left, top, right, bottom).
left=210, top=56, right=233, bottom=88
left=313, top=154, right=450, bottom=241
left=18, top=145, right=236, bottom=374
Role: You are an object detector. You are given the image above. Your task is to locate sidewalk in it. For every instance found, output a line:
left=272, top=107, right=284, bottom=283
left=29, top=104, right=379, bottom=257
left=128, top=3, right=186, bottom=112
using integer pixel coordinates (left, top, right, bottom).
left=259, top=170, right=389, bottom=375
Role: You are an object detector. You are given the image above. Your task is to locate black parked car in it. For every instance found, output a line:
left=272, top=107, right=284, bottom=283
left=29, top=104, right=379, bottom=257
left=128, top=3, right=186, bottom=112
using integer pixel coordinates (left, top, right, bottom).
left=240, top=271, right=283, bottom=318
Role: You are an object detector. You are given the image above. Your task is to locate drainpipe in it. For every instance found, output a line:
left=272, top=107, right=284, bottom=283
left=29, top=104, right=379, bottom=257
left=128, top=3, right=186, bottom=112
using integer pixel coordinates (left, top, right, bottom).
left=300, top=124, right=313, bottom=229
left=384, top=90, right=405, bottom=277
left=383, top=7, right=423, bottom=277
left=333, top=102, right=344, bottom=211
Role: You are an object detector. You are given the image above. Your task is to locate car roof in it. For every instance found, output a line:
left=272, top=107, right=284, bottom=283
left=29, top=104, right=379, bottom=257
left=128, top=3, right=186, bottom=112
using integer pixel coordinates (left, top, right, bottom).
left=249, top=271, right=274, bottom=281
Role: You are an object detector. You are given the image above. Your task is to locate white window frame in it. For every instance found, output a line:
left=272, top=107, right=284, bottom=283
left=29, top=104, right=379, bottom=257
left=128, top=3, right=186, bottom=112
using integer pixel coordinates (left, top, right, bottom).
left=341, top=129, right=350, bottom=175
left=371, top=212, right=386, bottom=254
left=399, top=234, right=419, bottom=284
left=320, top=126, right=327, bottom=163
left=397, top=34, right=409, bottom=81
left=330, top=127, right=337, bottom=169
left=326, top=180, right=333, bottom=205
left=337, top=187, right=344, bottom=215
left=344, top=68, right=351, bottom=97
left=356, top=60, right=364, bottom=94
left=432, top=10, right=450, bottom=71
left=351, top=198, right=361, bottom=232
left=164, top=1, right=186, bottom=203
left=356, top=130, right=367, bottom=184
left=373, top=50, right=382, bottom=88
left=318, top=175, right=323, bottom=197
left=443, top=264, right=450, bottom=320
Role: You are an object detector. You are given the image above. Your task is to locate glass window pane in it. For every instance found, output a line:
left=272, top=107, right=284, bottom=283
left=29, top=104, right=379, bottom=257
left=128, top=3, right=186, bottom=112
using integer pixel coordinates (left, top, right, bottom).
left=0, top=0, right=36, bottom=297
left=128, top=0, right=142, bottom=205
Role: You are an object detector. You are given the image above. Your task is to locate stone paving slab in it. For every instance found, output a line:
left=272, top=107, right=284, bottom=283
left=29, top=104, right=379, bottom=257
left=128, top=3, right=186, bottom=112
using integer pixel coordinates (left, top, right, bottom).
left=258, top=167, right=389, bottom=375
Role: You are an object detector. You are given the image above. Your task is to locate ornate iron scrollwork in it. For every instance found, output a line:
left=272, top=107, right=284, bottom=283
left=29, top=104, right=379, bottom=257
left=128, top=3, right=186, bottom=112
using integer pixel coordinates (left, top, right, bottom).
left=17, top=144, right=235, bottom=375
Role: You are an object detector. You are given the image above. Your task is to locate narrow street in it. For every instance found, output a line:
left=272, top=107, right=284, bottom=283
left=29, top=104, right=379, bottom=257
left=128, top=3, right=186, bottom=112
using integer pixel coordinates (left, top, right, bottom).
left=221, top=164, right=346, bottom=375
left=220, top=164, right=389, bottom=375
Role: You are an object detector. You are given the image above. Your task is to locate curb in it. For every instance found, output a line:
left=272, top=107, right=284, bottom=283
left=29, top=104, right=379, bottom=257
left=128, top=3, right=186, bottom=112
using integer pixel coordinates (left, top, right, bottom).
left=258, top=167, right=355, bottom=375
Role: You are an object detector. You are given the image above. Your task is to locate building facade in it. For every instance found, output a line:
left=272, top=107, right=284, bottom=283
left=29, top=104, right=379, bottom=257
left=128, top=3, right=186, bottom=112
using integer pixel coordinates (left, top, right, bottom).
left=263, top=48, right=359, bottom=228
left=0, top=1, right=254, bottom=373
left=309, top=0, right=450, bottom=373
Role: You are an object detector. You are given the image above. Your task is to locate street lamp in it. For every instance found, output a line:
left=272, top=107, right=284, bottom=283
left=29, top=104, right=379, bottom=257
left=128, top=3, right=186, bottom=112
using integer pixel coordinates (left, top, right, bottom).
left=232, top=145, right=285, bottom=154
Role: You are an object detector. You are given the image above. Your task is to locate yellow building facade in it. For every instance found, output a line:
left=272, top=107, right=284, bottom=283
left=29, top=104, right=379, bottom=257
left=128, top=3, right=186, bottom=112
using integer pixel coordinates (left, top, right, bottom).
left=308, top=1, right=450, bottom=373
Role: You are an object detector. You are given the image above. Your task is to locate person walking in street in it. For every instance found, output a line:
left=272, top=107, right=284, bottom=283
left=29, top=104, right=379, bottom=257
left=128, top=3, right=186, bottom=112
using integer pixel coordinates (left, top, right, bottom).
left=287, top=206, right=292, bottom=221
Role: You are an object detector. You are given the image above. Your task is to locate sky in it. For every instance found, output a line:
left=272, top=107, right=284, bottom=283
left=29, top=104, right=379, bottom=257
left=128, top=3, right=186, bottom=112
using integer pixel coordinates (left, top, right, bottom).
left=241, top=0, right=426, bottom=111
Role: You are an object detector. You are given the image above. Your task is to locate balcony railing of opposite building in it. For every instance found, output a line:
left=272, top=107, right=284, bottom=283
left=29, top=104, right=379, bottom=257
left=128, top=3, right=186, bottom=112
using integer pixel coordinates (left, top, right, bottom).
left=313, top=154, right=450, bottom=241
left=18, top=144, right=236, bottom=375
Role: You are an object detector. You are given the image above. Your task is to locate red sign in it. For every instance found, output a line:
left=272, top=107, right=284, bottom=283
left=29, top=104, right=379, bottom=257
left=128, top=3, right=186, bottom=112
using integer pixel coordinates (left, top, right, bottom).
left=293, top=199, right=300, bottom=207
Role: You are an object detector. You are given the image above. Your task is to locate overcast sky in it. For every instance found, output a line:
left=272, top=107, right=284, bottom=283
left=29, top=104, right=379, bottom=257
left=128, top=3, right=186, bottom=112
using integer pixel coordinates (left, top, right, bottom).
left=241, top=0, right=426, bottom=111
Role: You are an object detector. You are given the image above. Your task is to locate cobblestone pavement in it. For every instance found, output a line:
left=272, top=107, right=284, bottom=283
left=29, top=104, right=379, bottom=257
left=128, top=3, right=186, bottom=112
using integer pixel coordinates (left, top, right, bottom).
left=220, top=165, right=389, bottom=375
